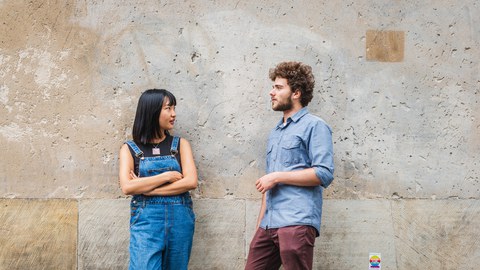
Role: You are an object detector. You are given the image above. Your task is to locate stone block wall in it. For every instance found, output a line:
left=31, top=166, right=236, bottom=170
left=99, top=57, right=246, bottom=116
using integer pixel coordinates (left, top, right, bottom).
left=1, top=1, right=479, bottom=269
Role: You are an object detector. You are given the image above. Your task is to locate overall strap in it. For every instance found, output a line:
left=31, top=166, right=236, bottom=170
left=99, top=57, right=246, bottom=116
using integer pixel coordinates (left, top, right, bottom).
left=126, top=140, right=144, bottom=159
left=170, top=136, right=180, bottom=156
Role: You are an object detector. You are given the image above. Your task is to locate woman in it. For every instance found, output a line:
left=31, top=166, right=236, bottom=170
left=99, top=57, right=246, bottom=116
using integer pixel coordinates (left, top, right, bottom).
left=118, top=89, right=197, bottom=270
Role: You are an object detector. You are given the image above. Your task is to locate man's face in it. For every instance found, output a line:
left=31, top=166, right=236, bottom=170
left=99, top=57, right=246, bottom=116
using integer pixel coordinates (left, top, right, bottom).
left=269, top=77, right=293, bottom=111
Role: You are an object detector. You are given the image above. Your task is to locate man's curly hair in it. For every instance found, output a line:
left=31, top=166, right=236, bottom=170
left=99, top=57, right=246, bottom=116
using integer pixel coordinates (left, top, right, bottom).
left=269, top=61, right=315, bottom=107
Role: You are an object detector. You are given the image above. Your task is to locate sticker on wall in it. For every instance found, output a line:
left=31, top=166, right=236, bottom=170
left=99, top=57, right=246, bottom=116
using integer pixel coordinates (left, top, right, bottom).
left=369, top=253, right=381, bottom=269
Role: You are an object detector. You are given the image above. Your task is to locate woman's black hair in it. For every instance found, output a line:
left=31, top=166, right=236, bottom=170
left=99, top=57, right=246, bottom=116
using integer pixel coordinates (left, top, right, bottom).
left=132, top=89, right=177, bottom=144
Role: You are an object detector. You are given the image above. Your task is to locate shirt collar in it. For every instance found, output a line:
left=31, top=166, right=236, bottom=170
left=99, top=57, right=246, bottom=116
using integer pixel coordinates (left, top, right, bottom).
left=275, top=107, right=309, bottom=129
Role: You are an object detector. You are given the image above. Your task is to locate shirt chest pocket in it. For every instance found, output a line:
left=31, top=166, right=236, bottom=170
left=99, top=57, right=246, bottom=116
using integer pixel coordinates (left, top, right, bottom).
left=280, top=138, right=305, bottom=166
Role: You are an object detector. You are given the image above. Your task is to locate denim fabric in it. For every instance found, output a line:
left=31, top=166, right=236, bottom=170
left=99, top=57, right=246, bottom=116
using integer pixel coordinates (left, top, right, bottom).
left=129, top=195, right=195, bottom=270
left=259, top=108, right=334, bottom=236
left=126, top=138, right=195, bottom=270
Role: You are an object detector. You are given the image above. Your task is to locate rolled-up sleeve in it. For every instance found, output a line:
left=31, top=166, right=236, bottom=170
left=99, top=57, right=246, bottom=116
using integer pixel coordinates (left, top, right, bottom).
left=309, top=121, right=334, bottom=188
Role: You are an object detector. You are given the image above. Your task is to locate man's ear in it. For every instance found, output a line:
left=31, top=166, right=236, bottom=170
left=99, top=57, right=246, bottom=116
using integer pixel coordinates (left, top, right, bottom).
left=292, top=89, right=301, bottom=100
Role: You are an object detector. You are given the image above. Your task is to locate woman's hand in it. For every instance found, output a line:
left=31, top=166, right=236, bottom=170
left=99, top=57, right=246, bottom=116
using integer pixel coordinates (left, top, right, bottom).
left=129, top=170, right=138, bottom=179
left=164, top=171, right=183, bottom=183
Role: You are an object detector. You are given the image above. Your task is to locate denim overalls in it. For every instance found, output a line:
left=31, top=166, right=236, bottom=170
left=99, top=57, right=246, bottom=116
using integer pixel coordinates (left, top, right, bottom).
left=126, top=137, right=195, bottom=270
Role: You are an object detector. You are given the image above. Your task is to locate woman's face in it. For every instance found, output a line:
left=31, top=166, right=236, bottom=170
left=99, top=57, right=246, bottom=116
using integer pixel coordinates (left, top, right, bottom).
left=159, top=97, right=176, bottom=131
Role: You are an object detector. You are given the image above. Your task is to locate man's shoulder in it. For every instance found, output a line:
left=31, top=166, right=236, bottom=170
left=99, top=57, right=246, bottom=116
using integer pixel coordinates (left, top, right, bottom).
left=302, top=112, right=330, bottom=127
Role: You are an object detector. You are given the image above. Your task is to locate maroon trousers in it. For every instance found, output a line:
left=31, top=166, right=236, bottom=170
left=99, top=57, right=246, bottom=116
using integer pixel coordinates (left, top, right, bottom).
left=245, top=225, right=317, bottom=270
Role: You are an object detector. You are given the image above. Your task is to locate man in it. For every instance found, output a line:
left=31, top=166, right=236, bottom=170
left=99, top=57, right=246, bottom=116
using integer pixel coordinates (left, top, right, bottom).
left=245, top=61, right=334, bottom=270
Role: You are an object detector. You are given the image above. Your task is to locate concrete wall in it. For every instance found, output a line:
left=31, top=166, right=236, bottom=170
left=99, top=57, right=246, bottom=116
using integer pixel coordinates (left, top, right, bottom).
left=1, top=0, right=479, bottom=269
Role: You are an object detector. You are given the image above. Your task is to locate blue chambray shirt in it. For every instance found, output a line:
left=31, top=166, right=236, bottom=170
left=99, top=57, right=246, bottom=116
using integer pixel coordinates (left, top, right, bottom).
left=259, top=107, right=334, bottom=236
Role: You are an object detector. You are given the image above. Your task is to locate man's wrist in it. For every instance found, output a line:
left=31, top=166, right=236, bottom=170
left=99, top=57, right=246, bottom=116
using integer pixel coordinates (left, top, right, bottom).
left=273, top=171, right=282, bottom=184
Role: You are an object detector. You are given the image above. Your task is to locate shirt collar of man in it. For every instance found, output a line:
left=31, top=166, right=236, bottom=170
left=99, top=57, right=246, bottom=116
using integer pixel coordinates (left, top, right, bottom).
left=275, top=107, right=309, bottom=129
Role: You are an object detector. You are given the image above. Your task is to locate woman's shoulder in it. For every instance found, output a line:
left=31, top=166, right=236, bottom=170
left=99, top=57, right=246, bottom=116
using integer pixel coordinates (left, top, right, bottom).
left=178, top=137, right=192, bottom=149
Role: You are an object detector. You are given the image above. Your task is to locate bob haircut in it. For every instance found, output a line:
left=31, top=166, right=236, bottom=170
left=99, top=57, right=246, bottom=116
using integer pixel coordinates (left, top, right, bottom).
left=132, top=89, right=177, bottom=144
left=269, top=61, right=315, bottom=107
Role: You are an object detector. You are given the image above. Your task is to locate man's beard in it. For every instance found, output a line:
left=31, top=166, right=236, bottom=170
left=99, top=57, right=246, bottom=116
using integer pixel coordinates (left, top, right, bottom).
left=272, top=98, right=293, bottom=111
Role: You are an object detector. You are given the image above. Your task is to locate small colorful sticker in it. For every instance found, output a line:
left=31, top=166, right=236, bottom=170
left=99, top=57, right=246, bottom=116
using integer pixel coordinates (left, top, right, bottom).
left=369, top=253, right=381, bottom=269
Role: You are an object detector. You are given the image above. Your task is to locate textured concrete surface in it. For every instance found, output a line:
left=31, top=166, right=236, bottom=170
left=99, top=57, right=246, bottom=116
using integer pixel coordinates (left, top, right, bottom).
left=78, top=199, right=130, bottom=270
left=1, top=198, right=480, bottom=269
left=1, top=0, right=480, bottom=269
left=0, top=199, right=77, bottom=269
left=315, top=200, right=396, bottom=269
left=190, top=199, right=247, bottom=270
left=1, top=0, right=478, bottom=200
left=392, top=199, right=480, bottom=269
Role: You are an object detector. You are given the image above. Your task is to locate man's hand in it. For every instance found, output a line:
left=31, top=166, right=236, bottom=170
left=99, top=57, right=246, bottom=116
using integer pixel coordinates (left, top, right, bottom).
left=255, top=172, right=279, bottom=193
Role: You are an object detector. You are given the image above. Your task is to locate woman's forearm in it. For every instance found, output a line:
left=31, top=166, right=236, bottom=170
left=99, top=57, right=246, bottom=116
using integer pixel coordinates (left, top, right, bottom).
left=121, top=172, right=181, bottom=195
left=143, top=176, right=197, bottom=196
